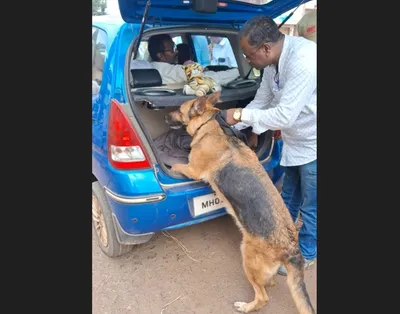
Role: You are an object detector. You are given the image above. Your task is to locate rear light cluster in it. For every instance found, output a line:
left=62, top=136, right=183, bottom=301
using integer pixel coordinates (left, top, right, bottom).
left=107, top=99, right=151, bottom=170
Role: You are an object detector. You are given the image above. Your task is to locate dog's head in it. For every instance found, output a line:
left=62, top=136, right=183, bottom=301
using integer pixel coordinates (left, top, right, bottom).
left=165, top=91, right=221, bottom=130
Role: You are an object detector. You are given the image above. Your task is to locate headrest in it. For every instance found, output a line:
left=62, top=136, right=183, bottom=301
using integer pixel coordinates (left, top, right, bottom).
left=131, top=69, right=162, bottom=88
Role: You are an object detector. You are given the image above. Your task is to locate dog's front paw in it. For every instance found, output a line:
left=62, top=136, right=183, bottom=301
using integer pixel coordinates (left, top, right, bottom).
left=234, top=302, right=249, bottom=313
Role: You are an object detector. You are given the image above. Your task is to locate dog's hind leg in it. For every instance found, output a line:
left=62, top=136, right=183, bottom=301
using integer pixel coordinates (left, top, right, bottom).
left=285, top=253, right=316, bottom=314
left=234, top=243, right=271, bottom=313
left=265, top=264, right=280, bottom=287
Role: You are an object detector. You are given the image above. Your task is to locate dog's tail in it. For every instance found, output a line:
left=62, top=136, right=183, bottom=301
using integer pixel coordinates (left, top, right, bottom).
left=284, top=252, right=316, bottom=314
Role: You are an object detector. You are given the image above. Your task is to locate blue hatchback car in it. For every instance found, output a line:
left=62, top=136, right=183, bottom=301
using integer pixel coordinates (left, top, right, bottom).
left=92, top=0, right=304, bottom=257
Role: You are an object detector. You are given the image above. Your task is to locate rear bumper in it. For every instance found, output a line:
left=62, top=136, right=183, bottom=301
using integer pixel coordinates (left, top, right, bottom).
left=100, top=139, right=284, bottom=242
left=105, top=187, right=166, bottom=204
left=105, top=182, right=228, bottom=236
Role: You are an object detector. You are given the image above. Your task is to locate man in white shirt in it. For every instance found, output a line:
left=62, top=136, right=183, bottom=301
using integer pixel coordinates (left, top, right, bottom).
left=147, top=34, right=239, bottom=86
left=209, top=36, right=238, bottom=68
left=224, top=15, right=317, bottom=276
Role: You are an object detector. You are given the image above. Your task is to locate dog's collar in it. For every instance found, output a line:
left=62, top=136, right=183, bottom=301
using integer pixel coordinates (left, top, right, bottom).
left=192, top=113, right=217, bottom=139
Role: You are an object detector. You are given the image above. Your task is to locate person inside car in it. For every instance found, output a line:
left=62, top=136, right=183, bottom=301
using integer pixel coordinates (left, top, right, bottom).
left=146, top=34, right=239, bottom=86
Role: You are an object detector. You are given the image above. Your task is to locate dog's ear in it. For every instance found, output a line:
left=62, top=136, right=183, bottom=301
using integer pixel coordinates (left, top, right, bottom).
left=206, top=91, right=221, bottom=106
left=189, top=97, right=207, bottom=118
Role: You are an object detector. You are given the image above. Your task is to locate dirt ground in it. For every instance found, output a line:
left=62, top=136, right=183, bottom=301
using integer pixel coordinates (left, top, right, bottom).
left=92, top=215, right=317, bottom=314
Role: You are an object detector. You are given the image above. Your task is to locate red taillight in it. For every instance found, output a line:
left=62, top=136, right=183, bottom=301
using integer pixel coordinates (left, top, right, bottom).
left=107, top=99, right=151, bottom=170
left=273, top=130, right=282, bottom=140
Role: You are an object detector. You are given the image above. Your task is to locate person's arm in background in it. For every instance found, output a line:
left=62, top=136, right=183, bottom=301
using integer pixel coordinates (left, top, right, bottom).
left=224, top=41, right=238, bottom=68
left=210, top=42, right=219, bottom=65
left=203, top=68, right=240, bottom=86
left=211, top=51, right=218, bottom=65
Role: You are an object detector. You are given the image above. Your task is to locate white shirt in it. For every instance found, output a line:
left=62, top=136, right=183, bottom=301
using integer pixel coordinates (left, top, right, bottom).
left=150, top=61, right=240, bottom=86
left=235, top=35, right=316, bottom=167
left=211, top=38, right=238, bottom=68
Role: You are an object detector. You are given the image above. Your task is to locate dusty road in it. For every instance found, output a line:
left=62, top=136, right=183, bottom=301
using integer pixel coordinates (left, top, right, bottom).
left=92, top=215, right=317, bottom=314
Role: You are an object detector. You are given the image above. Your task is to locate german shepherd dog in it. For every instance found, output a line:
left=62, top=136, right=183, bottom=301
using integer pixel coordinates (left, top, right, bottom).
left=165, top=91, right=315, bottom=314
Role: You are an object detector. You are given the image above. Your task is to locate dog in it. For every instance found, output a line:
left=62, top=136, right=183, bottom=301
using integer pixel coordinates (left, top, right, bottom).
left=165, top=91, right=315, bottom=314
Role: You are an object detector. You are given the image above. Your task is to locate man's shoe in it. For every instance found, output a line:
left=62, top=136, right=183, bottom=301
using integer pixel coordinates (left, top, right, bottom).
left=277, top=258, right=315, bottom=276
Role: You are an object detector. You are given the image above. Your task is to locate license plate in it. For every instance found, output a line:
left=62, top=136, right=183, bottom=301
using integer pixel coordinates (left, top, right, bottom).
left=192, top=193, right=225, bottom=217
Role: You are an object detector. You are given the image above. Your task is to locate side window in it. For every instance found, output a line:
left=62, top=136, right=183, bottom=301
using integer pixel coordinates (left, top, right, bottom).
left=92, top=27, right=107, bottom=95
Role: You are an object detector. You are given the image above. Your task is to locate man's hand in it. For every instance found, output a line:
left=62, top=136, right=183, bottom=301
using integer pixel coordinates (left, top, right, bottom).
left=225, top=108, right=239, bottom=125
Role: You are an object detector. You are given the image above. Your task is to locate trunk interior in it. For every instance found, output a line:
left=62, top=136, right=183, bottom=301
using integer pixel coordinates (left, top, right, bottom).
left=125, top=26, right=275, bottom=180
left=133, top=93, right=274, bottom=179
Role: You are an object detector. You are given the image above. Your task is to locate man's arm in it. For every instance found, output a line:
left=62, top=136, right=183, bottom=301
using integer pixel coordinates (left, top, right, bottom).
left=152, top=62, right=188, bottom=84
left=211, top=52, right=218, bottom=65
left=204, top=68, right=240, bottom=86
left=233, top=70, right=274, bottom=132
left=241, top=64, right=316, bottom=134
